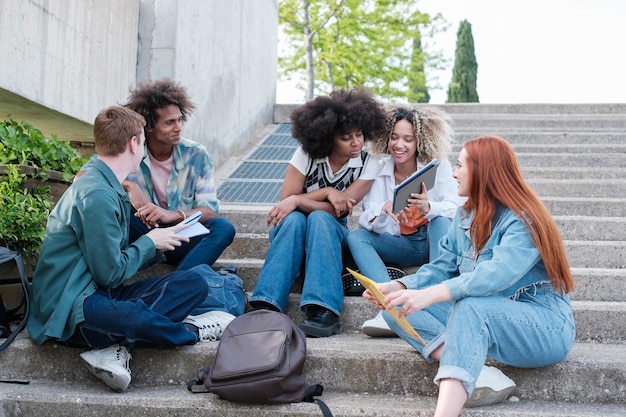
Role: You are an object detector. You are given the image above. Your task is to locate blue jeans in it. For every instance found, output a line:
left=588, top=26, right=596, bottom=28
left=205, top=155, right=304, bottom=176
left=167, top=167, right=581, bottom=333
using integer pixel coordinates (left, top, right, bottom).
left=347, top=216, right=452, bottom=283
left=62, top=265, right=245, bottom=349
left=129, top=214, right=235, bottom=271
left=250, top=210, right=347, bottom=316
left=382, top=282, right=575, bottom=396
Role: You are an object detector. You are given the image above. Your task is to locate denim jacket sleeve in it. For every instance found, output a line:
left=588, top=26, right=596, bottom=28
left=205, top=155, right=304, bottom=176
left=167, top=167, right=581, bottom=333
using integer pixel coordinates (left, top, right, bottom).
left=444, top=210, right=543, bottom=301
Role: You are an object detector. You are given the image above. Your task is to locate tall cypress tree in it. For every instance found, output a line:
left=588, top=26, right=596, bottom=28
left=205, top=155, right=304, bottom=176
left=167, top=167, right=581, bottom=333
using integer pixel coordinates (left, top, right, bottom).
left=407, top=31, right=430, bottom=103
left=447, top=20, right=479, bottom=103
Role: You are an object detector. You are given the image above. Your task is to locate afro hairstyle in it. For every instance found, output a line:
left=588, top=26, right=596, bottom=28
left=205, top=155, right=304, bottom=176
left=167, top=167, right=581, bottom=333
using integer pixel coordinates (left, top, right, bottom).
left=289, top=88, right=385, bottom=159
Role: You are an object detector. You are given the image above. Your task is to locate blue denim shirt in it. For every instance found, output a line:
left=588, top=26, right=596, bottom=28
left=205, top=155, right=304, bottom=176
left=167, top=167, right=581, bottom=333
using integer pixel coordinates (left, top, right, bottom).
left=399, top=205, right=555, bottom=301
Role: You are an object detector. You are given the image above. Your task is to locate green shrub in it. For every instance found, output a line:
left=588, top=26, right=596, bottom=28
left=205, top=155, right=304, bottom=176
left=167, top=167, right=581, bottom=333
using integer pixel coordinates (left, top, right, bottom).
left=0, top=118, right=87, bottom=268
left=0, top=119, right=85, bottom=181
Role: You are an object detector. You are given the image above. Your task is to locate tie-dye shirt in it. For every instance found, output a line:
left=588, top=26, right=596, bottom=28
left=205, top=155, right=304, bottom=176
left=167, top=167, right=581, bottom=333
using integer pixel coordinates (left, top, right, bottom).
left=129, top=137, right=219, bottom=213
left=82, top=137, right=219, bottom=213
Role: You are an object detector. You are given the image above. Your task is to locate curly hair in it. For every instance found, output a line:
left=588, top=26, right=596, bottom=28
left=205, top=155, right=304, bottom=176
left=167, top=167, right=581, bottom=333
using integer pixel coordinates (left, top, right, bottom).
left=124, top=78, right=196, bottom=131
left=370, top=105, right=454, bottom=164
left=289, top=88, right=385, bottom=159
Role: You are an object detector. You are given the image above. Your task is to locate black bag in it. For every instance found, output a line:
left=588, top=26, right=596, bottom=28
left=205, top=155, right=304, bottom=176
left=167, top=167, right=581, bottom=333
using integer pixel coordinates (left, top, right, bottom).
left=0, top=245, right=31, bottom=352
left=188, top=309, right=333, bottom=416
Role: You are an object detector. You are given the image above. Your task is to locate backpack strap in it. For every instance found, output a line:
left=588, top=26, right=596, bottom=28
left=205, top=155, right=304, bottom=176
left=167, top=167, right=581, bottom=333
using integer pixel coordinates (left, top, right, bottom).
left=303, top=384, right=334, bottom=417
left=0, top=245, right=30, bottom=353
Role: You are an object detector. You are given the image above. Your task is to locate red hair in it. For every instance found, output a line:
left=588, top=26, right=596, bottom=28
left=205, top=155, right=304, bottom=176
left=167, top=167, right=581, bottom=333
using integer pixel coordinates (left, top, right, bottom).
left=462, top=135, right=574, bottom=293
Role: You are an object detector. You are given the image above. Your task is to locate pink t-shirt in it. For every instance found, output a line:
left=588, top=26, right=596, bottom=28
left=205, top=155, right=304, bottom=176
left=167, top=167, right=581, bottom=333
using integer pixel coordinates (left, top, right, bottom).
left=148, top=153, right=174, bottom=208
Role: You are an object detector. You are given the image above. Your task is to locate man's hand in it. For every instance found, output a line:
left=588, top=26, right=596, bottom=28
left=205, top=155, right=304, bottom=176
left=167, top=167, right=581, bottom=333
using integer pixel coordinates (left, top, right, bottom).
left=145, top=223, right=190, bottom=251
left=135, top=203, right=182, bottom=228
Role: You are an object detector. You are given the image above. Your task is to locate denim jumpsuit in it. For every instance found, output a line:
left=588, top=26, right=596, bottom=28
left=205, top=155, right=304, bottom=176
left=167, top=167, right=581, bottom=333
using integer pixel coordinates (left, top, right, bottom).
left=382, top=205, right=576, bottom=396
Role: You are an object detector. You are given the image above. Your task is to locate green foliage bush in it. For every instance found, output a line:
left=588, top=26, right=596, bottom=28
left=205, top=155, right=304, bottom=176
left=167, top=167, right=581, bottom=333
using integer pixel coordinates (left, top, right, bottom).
left=0, top=118, right=87, bottom=268
left=0, top=119, right=85, bottom=181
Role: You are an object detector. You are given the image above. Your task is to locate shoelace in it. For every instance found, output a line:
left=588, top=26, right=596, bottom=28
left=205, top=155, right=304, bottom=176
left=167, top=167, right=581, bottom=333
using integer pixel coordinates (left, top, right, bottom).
left=197, top=323, right=223, bottom=342
left=115, top=347, right=132, bottom=373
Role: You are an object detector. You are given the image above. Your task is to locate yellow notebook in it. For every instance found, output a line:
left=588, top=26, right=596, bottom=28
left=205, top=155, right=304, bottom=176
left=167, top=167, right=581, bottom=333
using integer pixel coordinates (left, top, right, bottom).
left=347, top=268, right=427, bottom=347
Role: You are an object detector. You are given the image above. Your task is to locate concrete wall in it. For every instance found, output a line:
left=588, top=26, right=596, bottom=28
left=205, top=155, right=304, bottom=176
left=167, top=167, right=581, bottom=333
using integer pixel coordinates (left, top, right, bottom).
left=0, top=0, right=139, bottom=124
left=137, top=0, right=279, bottom=167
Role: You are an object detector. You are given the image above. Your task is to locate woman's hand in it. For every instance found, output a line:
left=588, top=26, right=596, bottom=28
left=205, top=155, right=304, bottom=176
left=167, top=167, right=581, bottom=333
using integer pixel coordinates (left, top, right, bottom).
left=384, top=283, right=451, bottom=318
left=407, top=182, right=431, bottom=214
left=326, top=188, right=356, bottom=217
left=267, top=195, right=299, bottom=226
left=362, top=280, right=406, bottom=310
left=381, top=200, right=400, bottom=223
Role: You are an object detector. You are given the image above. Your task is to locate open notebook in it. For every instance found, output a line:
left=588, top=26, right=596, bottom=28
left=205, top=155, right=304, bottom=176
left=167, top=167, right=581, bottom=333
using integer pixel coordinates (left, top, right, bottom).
left=176, top=211, right=210, bottom=238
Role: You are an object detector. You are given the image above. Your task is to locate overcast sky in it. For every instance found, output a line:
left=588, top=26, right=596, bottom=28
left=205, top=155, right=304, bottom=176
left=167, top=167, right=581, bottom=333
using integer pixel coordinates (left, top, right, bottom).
left=276, top=0, right=626, bottom=104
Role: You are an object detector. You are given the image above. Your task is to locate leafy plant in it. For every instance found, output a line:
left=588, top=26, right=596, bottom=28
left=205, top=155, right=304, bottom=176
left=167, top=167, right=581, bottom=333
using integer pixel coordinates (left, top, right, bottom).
left=0, top=165, right=52, bottom=266
left=0, top=119, right=85, bottom=181
left=0, top=118, right=87, bottom=268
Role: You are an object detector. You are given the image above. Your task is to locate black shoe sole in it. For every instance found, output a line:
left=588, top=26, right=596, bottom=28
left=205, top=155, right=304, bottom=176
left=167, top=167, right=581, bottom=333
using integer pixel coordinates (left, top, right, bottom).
left=298, top=322, right=341, bottom=338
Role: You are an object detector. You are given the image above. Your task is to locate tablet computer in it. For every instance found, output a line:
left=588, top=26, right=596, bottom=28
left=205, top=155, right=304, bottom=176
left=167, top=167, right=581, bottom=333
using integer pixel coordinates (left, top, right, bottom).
left=392, top=159, right=439, bottom=213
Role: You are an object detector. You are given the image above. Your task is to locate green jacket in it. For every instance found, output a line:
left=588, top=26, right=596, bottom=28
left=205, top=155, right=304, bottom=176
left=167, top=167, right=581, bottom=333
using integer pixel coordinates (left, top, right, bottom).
left=27, top=160, right=156, bottom=345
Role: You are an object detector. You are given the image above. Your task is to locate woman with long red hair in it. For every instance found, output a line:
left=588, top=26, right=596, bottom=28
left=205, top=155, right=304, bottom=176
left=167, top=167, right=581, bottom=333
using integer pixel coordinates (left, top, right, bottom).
left=364, top=135, right=575, bottom=416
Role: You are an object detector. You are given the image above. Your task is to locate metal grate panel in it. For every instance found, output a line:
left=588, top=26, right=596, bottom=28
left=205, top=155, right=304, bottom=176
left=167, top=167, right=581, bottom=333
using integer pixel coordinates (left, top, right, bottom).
left=263, top=134, right=298, bottom=147
left=248, top=146, right=296, bottom=161
left=228, top=161, right=288, bottom=180
left=217, top=124, right=294, bottom=204
left=217, top=181, right=283, bottom=204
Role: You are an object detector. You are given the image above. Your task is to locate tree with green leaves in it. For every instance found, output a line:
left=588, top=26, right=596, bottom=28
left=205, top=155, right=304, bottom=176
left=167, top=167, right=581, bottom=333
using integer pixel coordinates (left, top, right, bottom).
left=279, top=0, right=447, bottom=101
left=446, top=20, right=479, bottom=103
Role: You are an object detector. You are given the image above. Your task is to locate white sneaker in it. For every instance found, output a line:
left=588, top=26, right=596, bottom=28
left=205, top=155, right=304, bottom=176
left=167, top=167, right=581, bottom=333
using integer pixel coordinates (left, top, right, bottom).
left=361, top=311, right=398, bottom=337
left=79, top=344, right=132, bottom=392
left=184, top=310, right=235, bottom=342
left=465, top=365, right=516, bottom=408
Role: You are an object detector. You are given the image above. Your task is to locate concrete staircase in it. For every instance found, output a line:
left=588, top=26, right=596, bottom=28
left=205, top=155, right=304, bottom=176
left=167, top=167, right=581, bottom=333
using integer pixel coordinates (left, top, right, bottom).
left=1, top=104, right=625, bottom=416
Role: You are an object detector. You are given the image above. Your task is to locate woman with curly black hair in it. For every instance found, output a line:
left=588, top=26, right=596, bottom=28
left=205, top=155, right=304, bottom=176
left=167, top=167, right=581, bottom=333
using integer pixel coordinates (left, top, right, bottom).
left=249, top=88, right=386, bottom=337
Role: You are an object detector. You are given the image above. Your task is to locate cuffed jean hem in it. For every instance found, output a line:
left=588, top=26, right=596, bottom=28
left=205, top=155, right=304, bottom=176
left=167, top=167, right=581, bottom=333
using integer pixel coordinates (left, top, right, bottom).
left=434, top=364, right=475, bottom=396
left=299, top=301, right=340, bottom=317
left=248, top=296, right=283, bottom=313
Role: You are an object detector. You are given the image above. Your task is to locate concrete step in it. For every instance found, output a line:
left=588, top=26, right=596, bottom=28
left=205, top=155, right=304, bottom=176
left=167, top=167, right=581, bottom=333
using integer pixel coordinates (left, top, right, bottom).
left=449, top=152, right=626, bottom=168
left=218, top=234, right=624, bottom=269
left=274, top=102, right=626, bottom=121
left=125, top=263, right=626, bottom=342
left=521, top=168, right=626, bottom=181
left=3, top=382, right=626, bottom=417
left=445, top=114, right=626, bottom=131
left=451, top=143, right=626, bottom=154
left=454, top=131, right=626, bottom=145
left=2, top=331, right=624, bottom=405
left=218, top=210, right=626, bottom=238
left=527, top=179, right=626, bottom=197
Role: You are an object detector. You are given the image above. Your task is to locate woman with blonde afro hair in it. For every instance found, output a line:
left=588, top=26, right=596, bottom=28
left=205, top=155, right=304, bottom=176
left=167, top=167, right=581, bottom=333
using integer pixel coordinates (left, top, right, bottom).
left=347, top=105, right=465, bottom=337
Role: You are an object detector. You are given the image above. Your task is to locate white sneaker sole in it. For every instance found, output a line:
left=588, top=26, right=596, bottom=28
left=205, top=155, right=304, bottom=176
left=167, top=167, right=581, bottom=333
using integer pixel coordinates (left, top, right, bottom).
left=361, top=324, right=398, bottom=338
left=465, top=384, right=516, bottom=408
left=80, top=355, right=130, bottom=392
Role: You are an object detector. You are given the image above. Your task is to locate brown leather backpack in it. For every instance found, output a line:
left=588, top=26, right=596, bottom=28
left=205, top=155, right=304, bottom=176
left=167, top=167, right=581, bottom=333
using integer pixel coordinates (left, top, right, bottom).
left=188, top=309, right=333, bottom=415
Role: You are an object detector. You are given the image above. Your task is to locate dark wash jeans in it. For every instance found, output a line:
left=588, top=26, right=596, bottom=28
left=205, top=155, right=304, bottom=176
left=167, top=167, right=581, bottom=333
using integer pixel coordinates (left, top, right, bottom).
left=62, top=264, right=245, bottom=349
left=128, top=214, right=236, bottom=271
